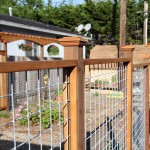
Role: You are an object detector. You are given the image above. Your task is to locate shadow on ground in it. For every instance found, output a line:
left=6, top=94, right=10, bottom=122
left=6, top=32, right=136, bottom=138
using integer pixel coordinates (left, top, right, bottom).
left=0, top=140, right=64, bottom=150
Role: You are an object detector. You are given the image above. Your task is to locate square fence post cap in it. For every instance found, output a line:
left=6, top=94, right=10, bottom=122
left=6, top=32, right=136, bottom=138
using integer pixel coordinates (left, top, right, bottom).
left=58, top=37, right=89, bottom=47
left=121, top=45, right=135, bottom=51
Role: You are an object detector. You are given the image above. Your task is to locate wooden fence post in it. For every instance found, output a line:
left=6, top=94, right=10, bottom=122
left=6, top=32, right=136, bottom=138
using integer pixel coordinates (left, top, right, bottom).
left=59, top=37, right=88, bottom=150
left=145, top=65, right=149, bottom=150
left=121, top=45, right=134, bottom=150
left=0, top=43, right=8, bottom=110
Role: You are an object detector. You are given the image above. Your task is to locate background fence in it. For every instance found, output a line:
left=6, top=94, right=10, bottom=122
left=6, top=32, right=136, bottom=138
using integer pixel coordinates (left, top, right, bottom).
left=84, top=62, right=128, bottom=149
left=132, top=65, right=148, bottom=150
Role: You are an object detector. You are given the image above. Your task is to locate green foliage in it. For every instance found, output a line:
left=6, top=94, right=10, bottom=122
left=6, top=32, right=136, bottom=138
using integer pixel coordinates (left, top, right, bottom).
left=86, top=45, right=93, bottom=58
left=18, top=43, right=32, bottom=51
left=111, top=75, right=117, bottom=83
left=55, top=87, right=63, bottom=96
left=17, top=101, right=63, bottom=129
left=0, top=111, right=10, bottom=118
left=93, top=92, right=100, bottom=96
left=94, top=79, right=109, bottom=86
left=47, top=46, right=59, bottom=56
left=0, top=0, right=148, bottom=45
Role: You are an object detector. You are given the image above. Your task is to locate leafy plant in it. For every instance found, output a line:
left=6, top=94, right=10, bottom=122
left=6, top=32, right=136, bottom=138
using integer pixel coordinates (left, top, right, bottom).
left=111, top=75, right=117, bottom=83
left=18, top=43, right=33, bottom=51
left=55, top=87, right=63, bottom=96
left=93, top=92, right=100, bottom=97
left=47, top=46, right=59, bottom=56
left=0, top=111, right=10, bottom=118
left=17, top=101, right=63, bottom=129
left=94, top=79, right=109, bottom=86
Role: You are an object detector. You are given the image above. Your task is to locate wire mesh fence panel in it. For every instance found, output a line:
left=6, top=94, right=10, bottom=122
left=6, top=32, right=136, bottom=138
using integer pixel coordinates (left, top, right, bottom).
left=132, top=67, right=146, bottom=150
left=0, top=68, right=69, bottom=150
left=84, top=63, right=127, bottom=150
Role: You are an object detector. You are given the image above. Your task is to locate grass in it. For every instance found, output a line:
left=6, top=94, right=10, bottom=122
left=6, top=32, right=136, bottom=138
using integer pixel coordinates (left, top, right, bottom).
left=0, top=111, right=10, bottom=118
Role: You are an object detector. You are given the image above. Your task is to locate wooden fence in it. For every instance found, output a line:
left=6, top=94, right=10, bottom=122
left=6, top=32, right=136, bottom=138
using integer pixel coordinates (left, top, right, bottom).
left=0, top=37, right=149, bottom=150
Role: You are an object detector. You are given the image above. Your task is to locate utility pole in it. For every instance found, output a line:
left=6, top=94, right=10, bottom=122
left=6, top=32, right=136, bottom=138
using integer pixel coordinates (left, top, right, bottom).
left=119, top=0, right=127, bottom=48
left=143, top=1, right=148, bottom=45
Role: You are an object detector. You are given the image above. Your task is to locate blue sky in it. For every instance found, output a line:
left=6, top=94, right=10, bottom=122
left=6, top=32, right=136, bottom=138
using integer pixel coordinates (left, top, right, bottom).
left=44, top=0, right=85, bottom=6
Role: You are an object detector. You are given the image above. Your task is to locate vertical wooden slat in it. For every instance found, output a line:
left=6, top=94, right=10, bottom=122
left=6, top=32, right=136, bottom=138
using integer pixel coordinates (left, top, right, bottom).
left=0, top=43, right=7, bottom=110
left=69, top=47, right=85, bottom=150
left=127, top=61, right=132, bottom=150
left=69, top=67, right=78, bottom=149
left=145, top=65, right=149, bottom=150
left=77, top=46, right=85, bottom=150
left=63, top=68, right=71, bottom=150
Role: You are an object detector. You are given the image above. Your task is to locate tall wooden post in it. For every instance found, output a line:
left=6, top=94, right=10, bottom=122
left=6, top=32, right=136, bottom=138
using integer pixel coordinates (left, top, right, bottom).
left=59, top=37, right=88, bottom=150
left=121, top=45, right=134, bottom=150
left=0, top=43, right=8, bottom=110
left=145, top=65, right=149, bottom=150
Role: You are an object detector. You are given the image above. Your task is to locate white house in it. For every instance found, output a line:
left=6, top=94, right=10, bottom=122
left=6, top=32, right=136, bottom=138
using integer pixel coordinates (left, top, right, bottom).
left=0, top=13, right=90, bottom=59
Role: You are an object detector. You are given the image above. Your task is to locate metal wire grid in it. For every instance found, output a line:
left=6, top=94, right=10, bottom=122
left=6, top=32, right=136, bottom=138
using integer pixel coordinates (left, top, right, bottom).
left=132, top=67, right=146, bottom=150
left=0, top=68, right=69, bottom=150
left=84, top=63, right=127, bottom=150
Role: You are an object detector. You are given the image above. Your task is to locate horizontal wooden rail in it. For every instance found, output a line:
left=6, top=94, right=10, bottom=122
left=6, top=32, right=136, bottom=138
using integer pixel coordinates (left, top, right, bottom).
left=133, top=62, right=150, bottom=68
left=83, top=58, right=131, bottom=65
left=0, top=60, right=78, bottom=73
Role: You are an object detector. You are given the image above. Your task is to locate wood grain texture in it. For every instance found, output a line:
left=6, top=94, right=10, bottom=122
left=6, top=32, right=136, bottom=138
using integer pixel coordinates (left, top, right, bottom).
left=127, top=61, right=132, bottom=150
left=0, top=60, right=78, bottom=73
left=0, top=32, right=57, bottom=45
left=145, top=65, right=149, bottom=150
left=83, top=58, right=130, bottom=65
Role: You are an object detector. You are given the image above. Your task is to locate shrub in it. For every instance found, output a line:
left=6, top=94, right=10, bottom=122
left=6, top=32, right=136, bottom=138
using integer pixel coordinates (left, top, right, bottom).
left=16, top=101, right=63, bottom=129
left=94, top=79, right=109, bottom=86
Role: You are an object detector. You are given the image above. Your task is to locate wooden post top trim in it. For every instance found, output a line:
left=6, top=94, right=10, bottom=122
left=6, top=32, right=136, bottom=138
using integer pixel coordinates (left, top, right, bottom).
left=121, top=45, right=135, bottom=51
left=0, top=32, right=58, bottom=45
left=58, top=37, right=89, bottom=46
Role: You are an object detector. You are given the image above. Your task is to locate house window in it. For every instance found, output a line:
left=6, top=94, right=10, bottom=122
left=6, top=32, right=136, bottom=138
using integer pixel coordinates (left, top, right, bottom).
left=26, top=41, right=39, bottom=57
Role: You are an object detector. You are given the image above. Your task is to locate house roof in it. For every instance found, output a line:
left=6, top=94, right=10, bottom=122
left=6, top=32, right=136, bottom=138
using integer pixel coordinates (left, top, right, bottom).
left=0, top=32, right=57, bottom=45
left=0, top=13, right=90, bottom=39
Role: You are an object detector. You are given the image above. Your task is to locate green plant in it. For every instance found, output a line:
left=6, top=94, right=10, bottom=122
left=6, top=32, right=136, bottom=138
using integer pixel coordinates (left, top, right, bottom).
left=17, top=101, right=63, bottom=129
left=94, top=79, right=109, bottom=86
left=111, top=75, right=117, bottom=83
left=18, top=43, right=33, bottom=51
left=55, top=87, right=63, bottom=96
left=94, top=79, right=102, bottom=85
left=0, top=111, right=10, bottom=118
left=93, top=92, right=101, bottom=97
left=47, top=46, right=59, bottom=56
